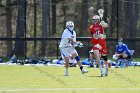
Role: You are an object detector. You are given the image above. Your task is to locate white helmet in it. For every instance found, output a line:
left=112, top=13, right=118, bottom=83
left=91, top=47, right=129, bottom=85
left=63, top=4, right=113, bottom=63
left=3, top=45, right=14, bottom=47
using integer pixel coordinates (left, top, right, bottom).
left=66, top=21, right=74, bottom=28
left=92, top=15, right=100, bottom=20
left=92, top=15, right=100, bottom=24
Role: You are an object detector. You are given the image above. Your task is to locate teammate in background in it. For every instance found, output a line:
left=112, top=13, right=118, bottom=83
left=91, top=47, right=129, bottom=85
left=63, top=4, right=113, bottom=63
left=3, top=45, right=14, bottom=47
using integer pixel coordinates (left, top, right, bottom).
left=59, top=21, right=88, bottom=76
left=113, top=38, right=131, bottom=68
left=89, top=15, right=109, bottom=76
left=88, top=49, right=101, bottom=68
left=88, top=49, right=95, bottom=68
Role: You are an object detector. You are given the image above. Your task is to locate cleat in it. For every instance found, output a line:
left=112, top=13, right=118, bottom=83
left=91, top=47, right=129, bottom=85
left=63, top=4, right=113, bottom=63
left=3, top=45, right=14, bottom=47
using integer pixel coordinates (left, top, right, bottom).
left=81, top=68, right=88, bottom=74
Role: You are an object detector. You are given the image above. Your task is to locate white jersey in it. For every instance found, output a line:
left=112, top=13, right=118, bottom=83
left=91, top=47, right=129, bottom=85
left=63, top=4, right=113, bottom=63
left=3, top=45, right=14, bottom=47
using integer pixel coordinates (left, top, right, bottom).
left=59, top=29, right=76, bottom=48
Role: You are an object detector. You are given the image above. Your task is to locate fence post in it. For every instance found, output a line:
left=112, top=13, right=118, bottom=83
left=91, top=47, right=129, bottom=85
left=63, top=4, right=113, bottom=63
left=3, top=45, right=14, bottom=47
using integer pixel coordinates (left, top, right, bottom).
left=57, top=40, right=59, bottom=59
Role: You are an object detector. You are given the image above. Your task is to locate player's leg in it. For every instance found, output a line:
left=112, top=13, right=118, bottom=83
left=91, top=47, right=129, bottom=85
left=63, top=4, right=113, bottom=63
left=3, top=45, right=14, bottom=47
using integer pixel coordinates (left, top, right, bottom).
left=60, top=47, right=70, bottom=76
left=67, top=47, right=88, bottom=74
left=125, top=55, right=132, bottom=66
left=102, top=54, right=108, bottom=76
left=64, top=56, right=70, bottom=76
left=93, top=49, right=104, bottom=76
left=101, top=43, right=108, bottom=76
left=72, top=53, right=88, bottom=74
left=115, top=59, right=119, bottom=68
left=115, top=55, right=122, bottom=68
left=122, top=54, right=128, bottom=67
left=71, top=50, right=88, bottom=74
left=89, top=51, right=94, bottom=67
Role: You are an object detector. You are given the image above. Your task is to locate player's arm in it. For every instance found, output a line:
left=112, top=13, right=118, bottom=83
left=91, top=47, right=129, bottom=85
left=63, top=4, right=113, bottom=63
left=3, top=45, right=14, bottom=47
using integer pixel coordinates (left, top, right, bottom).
left=100, top=21, right=108, bottom=28
left=115, top=46, right=120, bottom=56
left=68, top=38, right=83, bottom=47
left=68, top=38, right=77, bottom=44
left=122, top=45, right=129, bottom=55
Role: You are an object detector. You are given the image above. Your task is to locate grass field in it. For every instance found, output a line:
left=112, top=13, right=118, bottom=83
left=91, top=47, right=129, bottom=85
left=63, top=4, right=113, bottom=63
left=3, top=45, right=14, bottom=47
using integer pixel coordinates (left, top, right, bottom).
left=0, top=65, right=140, bottom=93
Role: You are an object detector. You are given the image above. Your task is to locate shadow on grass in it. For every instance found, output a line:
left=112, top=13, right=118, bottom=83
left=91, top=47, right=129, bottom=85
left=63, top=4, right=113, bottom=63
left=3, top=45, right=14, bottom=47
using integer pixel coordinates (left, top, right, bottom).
left=89, top=75, right=108, bottom=77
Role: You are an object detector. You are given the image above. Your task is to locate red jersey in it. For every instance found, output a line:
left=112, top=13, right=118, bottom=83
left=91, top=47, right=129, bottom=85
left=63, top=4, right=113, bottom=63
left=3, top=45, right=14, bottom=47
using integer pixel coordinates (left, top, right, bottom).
left=89, top=23, right=107, bottom=54
left=89, top=23, right=105, bottom=43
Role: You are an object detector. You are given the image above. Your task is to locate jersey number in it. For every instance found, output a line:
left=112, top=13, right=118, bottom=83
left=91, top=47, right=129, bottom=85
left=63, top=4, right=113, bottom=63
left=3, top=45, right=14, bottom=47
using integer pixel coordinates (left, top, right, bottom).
left=95, top=30, right=100, bottom=35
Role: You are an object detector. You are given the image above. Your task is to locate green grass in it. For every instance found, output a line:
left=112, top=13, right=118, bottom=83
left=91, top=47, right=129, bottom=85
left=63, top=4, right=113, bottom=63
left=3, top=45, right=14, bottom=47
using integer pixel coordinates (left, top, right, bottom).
left=0, top=65, right=140, bottom=93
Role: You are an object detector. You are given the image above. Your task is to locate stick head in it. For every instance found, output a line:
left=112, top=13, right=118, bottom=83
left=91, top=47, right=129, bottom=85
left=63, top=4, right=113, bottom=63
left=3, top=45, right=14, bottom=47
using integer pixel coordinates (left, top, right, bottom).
left=98, top=9, right=104, bottom=18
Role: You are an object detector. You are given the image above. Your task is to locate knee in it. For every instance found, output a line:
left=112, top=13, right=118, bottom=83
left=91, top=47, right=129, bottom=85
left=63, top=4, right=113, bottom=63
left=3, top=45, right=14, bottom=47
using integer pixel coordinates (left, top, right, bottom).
left=122, top=54, right=127, bottom=58
left=102, top=55, right=108, bottom=61
left=75, top=56, right=80, bottom=61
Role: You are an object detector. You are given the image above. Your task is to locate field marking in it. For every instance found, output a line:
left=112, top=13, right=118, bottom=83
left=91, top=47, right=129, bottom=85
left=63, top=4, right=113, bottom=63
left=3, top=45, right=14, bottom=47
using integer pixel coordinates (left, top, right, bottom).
left=0, top=88, right=140, bottom=92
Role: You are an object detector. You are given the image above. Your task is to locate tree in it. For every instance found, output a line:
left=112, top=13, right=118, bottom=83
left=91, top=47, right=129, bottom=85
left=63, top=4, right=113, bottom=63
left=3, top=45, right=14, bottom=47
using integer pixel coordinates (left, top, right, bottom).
left=124, top=0, right=139, bottom=49
left=103, top=0, right=108, bottom=23
left=110, top=0, right=117, bottom=37
left=6, top=0, right=13, bottom=57
left=40, top=0, right=50, bottom=56
left=80, top=0, right=89, bottom=36
left=103, top=0, right=109, bottom=37
left=94, top=0, right=100, bottom=14
left=33, top=0, right=37, bottom=57
left=14, top=0, right=26, bottom=58
left=51, top=0, right=56, bottom=35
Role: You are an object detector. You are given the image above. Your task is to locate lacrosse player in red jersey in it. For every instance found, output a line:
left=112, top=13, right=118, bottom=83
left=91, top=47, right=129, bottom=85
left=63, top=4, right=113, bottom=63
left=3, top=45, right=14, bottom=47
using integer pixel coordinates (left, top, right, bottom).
left=89, top=15, right=109, bottom=76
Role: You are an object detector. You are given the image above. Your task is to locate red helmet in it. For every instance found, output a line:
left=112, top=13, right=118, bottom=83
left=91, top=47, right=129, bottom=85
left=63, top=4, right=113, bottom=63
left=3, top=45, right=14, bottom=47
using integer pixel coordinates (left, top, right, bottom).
left=118, top=38, right=123, bottom=42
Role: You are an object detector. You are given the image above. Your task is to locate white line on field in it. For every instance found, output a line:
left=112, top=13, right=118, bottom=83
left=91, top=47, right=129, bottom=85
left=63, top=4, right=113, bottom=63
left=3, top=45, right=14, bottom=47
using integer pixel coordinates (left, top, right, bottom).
left=0, top=88, right=140, bottom=92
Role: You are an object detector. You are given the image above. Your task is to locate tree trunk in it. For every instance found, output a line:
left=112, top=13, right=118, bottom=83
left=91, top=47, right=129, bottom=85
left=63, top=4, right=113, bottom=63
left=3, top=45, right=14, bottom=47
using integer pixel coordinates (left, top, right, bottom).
left=103, top=0, right=109, bottom=37
left=80, top=0, right=89, bottom=36
left=94, top=0, right=100, bottom=14
left=62, top=3, right=67, bottom=29
left=51, top=0, right=56, bottom=35
left=103, top=0, right=108, bottom=23
left=33, top=0, right=37, bottom=57
left=124, top=0, right=130, bottom=37
left=110, top=0, right=117, bottom=37
left=129, top=0, right=137, bottom=37
left=14, top=0, right=26, bottom=58
left=118, top=0, right=124, bottom=37
left=6, top=0, right=13, bottom=57
left=129, top=0, right=138, bottom=49
left=40, top=0, right=50, bottom=56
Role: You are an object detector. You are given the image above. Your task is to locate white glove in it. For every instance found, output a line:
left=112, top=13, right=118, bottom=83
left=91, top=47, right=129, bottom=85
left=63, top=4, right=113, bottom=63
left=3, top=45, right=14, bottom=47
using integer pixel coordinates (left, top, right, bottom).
left=100, top=34, right=106, bottom=39
left=100, top=21, right=108, bottom=28
left=93, top=34, right=100, bottom=39
left=77, top=41, right=83, bottom=48
left=113, top=55, right=118, bottom=60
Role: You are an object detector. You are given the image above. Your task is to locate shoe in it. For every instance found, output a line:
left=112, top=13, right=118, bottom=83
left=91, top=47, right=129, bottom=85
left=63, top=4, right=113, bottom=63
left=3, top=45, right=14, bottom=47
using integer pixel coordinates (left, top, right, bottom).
left=81, top=68, right=88, bottom=74
left=105, top=69, right=108, bottom=76
left=101, top=71, right=105, bottom=77
left=65, top=69, right=69, bottom=76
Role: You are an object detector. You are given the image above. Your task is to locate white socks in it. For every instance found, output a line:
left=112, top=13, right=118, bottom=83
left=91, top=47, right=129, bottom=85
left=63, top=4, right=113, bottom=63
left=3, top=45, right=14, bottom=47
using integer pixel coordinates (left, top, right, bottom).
left=99, top=65, right=104, bottom=72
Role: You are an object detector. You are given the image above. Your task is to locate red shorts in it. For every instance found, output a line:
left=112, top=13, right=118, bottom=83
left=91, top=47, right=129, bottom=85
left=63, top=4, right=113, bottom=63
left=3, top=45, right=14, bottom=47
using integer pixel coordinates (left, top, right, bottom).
left=92, top=40, right=107, bottom=55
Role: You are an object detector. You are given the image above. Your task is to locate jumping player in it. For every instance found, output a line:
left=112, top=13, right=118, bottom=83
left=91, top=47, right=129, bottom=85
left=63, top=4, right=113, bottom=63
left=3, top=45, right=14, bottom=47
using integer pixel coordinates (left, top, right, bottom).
left=89, top=15, right=108, bottom=76
left=59, top=21, right=88, bottom=76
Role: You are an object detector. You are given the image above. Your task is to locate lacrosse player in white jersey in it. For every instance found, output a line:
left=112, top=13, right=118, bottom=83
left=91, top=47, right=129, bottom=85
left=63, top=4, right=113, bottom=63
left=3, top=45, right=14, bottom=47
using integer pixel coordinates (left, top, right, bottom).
left=59, top=21, right=88, bottom=76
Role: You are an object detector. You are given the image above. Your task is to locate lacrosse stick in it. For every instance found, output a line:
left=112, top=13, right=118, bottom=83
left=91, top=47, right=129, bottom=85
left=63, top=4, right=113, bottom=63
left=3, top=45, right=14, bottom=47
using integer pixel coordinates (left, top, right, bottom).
left=98, top=9, right=104, bottom=21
